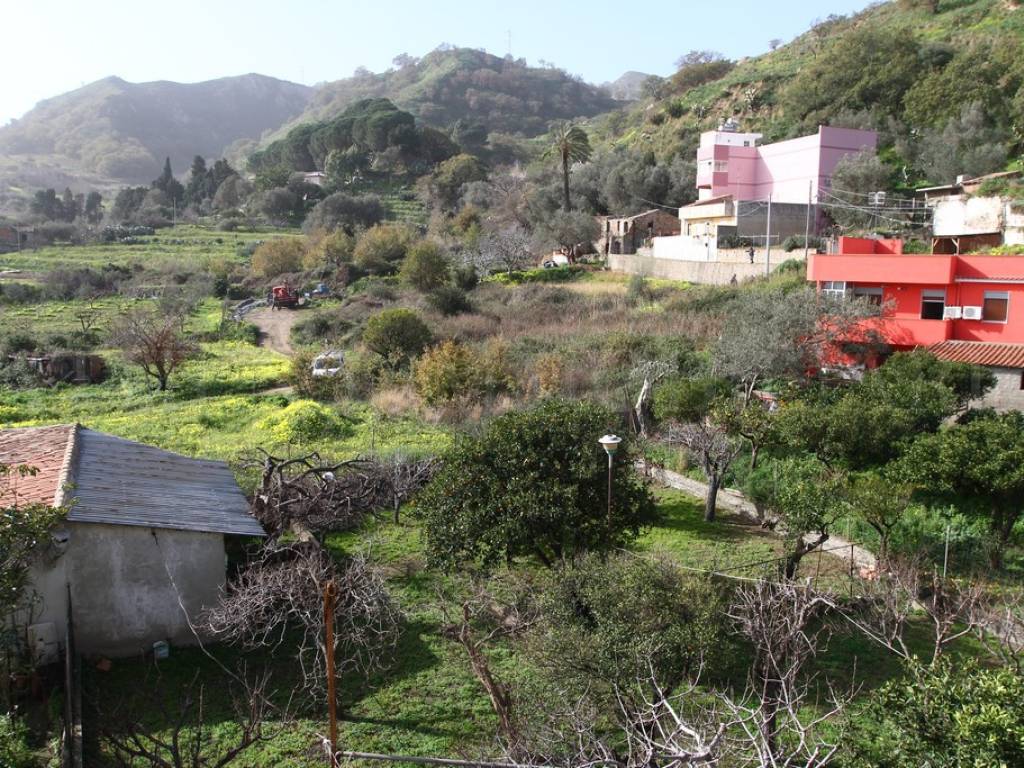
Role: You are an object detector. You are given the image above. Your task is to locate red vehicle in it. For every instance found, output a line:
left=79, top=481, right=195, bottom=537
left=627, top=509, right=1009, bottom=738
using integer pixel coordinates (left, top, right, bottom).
left=269, top=282, right=300, bottom=310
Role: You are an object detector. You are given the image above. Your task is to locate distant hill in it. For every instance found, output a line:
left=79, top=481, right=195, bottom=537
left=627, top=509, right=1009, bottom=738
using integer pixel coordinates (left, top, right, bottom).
left=0, top=74, right=313, bottom=184
left=266, top=47, right=620, bottom=147
left=603, top=71, right=653, bottom=101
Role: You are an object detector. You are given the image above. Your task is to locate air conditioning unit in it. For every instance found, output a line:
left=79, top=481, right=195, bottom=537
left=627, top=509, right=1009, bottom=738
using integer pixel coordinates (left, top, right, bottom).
left=943, top=306, right=962, bottom=320
left=962, top=306, right=983, bottom=320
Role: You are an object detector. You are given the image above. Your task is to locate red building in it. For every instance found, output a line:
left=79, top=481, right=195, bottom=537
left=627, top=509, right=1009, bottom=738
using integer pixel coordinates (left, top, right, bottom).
left=808, top=237, right=1024, bottom=410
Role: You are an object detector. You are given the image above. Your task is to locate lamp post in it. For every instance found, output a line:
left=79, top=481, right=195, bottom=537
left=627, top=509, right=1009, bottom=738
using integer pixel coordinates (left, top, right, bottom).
left=598, top=434, right=622, bottom=528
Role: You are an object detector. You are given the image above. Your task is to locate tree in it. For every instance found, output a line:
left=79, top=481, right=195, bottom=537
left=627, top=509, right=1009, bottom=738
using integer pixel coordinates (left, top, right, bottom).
left=471, top=227, right=534, bottom=274
left=847, top=472, right=911, bottom=568
left=152, top=157, right=185, bottom=207
left=895, top=411, right=1024, bottom=570
left=426, top=153, right=487, bottom=212
left=532, top=211, right=600, bottom=259
left=1, top=464, right=64, bottom=622
left=302, top=192, right=384, bottom=235
left=713, top=287, right=880, bottom=401
left=110, top=306, right=198, bottom=391
left=417, top=399, right=657, bottom=569
left=827, top=151, right=895, bottom=230
left=184, top=155, right=208, bottom=207
left=353, top=224, right=415, bottom=274
left=665, top=418, right=742, bottom=523
left=84, top=191, right=103, bottom=224
left=854, top=659, right=1024, bottom=768
left=251, top=238, right=305, bottom=278
left=399, top=240, right=450, bottom=292
left=362, top=308, right=432, bottom=364
left=917, top=102, right=1009, bottom=184
left=762, top=456, right=848, bottom=579
left=543, top=123, right=592, bottom=212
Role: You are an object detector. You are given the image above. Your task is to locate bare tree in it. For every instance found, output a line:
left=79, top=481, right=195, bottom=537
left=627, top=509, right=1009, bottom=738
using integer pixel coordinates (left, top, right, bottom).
left=727, top=581, right=846, bottom=766
left=366, top=453, right=437, bottom=524
left=97, top=668, right=285, bottom=768
left=665, top=419, right=742, bottom=522
left=839, top=558, right=987, bottom=666
left=469, top=227, right=534, bottom=275
left=110, top=305, right=197, bottom=390
left=631, top=361, right=674, bottom=437
left=204, top=543, right=401, bottom=699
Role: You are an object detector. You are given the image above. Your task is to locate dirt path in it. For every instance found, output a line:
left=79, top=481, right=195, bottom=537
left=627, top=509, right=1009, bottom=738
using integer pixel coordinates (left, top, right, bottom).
left=247, top=307, right=297, bottom=356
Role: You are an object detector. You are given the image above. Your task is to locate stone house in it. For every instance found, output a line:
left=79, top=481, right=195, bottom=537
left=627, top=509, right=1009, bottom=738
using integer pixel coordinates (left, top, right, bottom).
left=1, top=424, right=265, bottom=661
left=598, top=209, right=681, bottom=255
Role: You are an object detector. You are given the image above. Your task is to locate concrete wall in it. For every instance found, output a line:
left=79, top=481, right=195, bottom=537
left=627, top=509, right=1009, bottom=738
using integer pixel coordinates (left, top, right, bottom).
left=26, top=523, right=227, bottom=657
left=608, top=252, right=781, bottom=285
left=974, top=367, right=1024, bottom=412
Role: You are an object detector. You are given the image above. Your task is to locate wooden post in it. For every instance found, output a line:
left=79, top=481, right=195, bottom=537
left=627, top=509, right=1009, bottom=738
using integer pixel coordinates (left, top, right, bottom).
left=324, top=580, right=338, bottom=767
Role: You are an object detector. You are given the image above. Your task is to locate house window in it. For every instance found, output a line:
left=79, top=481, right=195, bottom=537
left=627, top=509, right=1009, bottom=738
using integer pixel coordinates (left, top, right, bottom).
left=853, top=286, right=883, bottom=306
left=714, top=160, right=728, bottom=172
left=982, top=291, right=1009, bottom=323
left=921, top=290, right=946, bottom=320
left=821, top=281, right=847, bottom=300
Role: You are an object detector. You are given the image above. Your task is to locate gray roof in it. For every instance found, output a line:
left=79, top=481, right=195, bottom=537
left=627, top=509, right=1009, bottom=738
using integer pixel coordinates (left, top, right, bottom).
left=64, top=427, right=265, bottom=537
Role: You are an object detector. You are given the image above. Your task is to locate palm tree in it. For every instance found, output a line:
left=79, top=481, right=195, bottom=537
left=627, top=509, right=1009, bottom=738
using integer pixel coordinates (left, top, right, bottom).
left=544, top=123, right=592, bottom=212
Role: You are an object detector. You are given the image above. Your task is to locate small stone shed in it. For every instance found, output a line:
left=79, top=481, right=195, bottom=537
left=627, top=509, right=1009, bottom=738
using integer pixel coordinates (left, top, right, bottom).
left=1, top=424, right=265, bottom=660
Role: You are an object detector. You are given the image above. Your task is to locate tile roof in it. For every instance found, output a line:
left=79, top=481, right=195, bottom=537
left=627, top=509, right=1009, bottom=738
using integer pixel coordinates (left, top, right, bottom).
left=0, top=425, right=264, bottom=536
left=927, top=340, right=1024, bottom=370
left=0, top=424, right=75, bottom=508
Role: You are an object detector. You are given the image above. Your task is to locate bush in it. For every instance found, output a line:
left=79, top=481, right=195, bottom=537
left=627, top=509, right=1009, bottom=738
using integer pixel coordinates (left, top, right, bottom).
left=626, top=274, right=655, bottom=305
left=426, top=285, right=472, bottom=316
left=486, top=265, right=585, bottom=285
left=362, top=308, right=432, bottom=363
left=291, top=308, right=354, bottom=347
left=653, top=376, right=733, bottom=423
left=399, top=240, right=450, bottom=292
left=0, top=714, right=35, bottom=768
left=781, top=235, right=822, bottom=252
left=290, top=350, right=347, bottom=402
left=416, top=398, right=658, bottom=569
left=452, top=263, right=479, bottom=291
left=302, top=192, right=384, bottom=234
left=353, top=224, right=416, bottom=274
left=251, top=238, right=306, bottom=278
left=412, top=339, right=513, bottom=405
left=258, top=399, right=350, bottom=444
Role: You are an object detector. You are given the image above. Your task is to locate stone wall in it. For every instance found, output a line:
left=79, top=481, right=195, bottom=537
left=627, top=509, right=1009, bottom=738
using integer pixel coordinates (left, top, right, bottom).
left=974, top=367, right=1024, bottom=412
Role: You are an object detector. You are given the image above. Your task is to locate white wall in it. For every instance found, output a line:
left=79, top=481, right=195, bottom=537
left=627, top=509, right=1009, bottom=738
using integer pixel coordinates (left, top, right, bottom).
left=652, top=235, right=716, bottom=262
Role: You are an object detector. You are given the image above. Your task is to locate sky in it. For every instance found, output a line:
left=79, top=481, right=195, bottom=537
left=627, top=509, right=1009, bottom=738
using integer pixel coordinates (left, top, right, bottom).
left=0, top=0, right=875, bottom=127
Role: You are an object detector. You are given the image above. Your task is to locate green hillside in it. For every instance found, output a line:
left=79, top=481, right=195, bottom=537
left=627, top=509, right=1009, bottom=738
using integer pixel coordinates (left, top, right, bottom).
left=587, top=0, right=1024, bottom=186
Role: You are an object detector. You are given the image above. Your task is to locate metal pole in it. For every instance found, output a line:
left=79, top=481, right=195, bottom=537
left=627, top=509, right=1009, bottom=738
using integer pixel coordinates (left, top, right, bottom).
left=803, top=180, right=812, bottom=261
left=324, top=581, right=338, bottom=767
left=764, top=194, right=772, bottom=277
left=606, top=454, right=613, bottom=528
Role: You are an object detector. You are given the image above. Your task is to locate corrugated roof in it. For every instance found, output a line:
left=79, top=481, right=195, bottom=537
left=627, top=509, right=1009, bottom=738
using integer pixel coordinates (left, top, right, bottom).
left=0, top=425, right=264, bottom=536
left=928, top=340, right=1024, bottom=370
left=0, top=424, right=75, bottom=507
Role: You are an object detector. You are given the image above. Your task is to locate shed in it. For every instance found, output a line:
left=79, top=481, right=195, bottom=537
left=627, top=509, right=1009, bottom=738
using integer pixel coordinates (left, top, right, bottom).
left=0, top=424, right=264, bottom=660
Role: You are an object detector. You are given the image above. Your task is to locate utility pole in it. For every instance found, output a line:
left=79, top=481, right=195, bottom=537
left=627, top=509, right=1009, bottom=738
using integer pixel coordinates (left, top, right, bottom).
left=764, top=194, right=773, bottom=278
left=324, top=581, right=338, bottom=767
left=803, top=180, right=812, bottom=261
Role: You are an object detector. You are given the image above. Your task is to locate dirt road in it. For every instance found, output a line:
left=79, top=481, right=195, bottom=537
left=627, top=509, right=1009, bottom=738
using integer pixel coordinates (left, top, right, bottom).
left=247, top=307, right=297, bottom=356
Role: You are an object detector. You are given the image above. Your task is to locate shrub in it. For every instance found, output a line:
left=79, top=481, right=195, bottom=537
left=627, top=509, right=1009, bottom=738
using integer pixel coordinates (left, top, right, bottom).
left=303, top=229, right=355, bottom=270
left=534, top=353, right=564, bottom=396
left=290, top=350, right=347, bottom=402
left=486, top=265, right=585, bottom=285
left=780, top=235, right=822, bottom=252
left=353, top=224, right=416, bottom=274
left=362, top=308, right=432, bottom=363
left=452, top=263, right=479, bottom=291
left=399, top=240, right=450, bottom=292
left=416, top=398, right=658, bottom=569
left=0, top=714, right=34, bottom=768
left=653, top=376, right=733, bottom=423
left=258, top=399, right=350, bottom=444
left=426, top=285, right=472, bottom=316
left=302, top=192, right=384, bottom=234
left=251, top=238, right=306, bottom=278
left=626, top=274, right=655, bottom=305
left=291, top=308, right=354, bottom=347
left=412, top=339, right=513, bottom=405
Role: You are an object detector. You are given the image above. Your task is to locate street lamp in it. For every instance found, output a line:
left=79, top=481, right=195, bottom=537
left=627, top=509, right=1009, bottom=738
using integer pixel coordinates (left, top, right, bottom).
left=598, top=434, right=622, bottom=527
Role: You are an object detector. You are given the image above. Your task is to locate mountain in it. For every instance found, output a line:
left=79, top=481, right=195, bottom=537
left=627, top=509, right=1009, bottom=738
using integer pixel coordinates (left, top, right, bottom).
left=603, top=71, right=653, bottom=101
left=588, top=0, right=1024, bottom=186
left=265, top=47, right=620, bottom=147
left=0, top=74, right=313, bottom=184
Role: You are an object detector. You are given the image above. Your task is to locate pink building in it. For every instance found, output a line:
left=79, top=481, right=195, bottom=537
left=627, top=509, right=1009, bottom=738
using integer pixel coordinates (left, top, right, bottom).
left=696, top=125, right=878, bottom=204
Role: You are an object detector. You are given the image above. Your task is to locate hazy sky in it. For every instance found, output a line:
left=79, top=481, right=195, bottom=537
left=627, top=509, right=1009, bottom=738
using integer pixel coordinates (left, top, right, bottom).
left=1, top=0, right=874, bottom=126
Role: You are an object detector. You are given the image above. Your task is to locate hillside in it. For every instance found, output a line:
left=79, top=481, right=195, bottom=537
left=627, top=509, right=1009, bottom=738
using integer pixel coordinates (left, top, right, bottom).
left=0, top=74, right=313, bottom=185
left=603, top=71, right=654, bottom=101
left=589, top=0, right=1024, bottom=186
left=265, top=47, right=620, bottom=146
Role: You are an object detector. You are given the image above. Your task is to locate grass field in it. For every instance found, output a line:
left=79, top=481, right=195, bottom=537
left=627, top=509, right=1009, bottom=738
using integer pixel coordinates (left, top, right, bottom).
left=0, top=225, right=300, bottom=272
